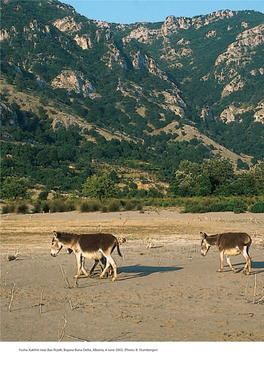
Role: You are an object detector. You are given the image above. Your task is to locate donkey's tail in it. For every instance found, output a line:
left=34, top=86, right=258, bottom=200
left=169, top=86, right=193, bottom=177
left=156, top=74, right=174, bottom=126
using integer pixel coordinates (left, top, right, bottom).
left=116, top=240, right=122, bottom=257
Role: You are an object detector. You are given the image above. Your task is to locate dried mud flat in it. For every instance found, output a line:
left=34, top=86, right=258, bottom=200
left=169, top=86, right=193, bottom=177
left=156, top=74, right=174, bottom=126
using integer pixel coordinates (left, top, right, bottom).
left=1, top=209, right=264, bottom=342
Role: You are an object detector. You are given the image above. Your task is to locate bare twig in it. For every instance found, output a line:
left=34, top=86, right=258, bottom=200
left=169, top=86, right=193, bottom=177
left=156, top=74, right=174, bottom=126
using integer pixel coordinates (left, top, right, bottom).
left=253, top=274, right=257, bottom=304
left=244, top=281, right=249, bottom=302
left=58, top=314, right=67, bottom=342
left=4, top=272, right=9, bottom=286
left=60, top=265, right=71, bottom=288
left=68, top=299, right=76, bottom=310
left=119, top=218, right=128, bottom=236
left=256, top=294, right=264, bottom=304
left=66, top=335, right=89, bottom=342
left=39, top=289, right=43, bottom=315
left=8, top=282, right=17, bottom=312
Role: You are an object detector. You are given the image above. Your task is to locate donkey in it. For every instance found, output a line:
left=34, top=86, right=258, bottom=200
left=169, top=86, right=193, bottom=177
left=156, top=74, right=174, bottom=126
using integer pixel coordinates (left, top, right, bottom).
left=66, top=237, right=126, bottom=277
left=51, top=231, right=122, bottom=281
left=200, top=232, right=252, bottom=274
left=89, top=237, right=126, bottom=276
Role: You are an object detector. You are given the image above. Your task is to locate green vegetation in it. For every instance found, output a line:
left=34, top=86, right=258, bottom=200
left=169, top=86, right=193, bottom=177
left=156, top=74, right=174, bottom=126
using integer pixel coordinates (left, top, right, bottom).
left=1, top=0, right=264, bottom=214
left=2, top=194, right=264, bottom=215
left=1, top=158, right=263, bottom=214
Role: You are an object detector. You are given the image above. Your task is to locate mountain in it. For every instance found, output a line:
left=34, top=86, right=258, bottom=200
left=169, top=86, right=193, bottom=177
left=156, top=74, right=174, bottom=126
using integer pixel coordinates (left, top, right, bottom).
left=1, top=0, right=264, bottom=192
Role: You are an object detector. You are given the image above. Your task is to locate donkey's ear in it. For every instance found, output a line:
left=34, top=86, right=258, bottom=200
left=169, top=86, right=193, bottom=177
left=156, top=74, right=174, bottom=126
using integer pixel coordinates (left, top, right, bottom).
left=53, top=231, right=58, bottom=238
left=200, top=232, right=207, bottom=239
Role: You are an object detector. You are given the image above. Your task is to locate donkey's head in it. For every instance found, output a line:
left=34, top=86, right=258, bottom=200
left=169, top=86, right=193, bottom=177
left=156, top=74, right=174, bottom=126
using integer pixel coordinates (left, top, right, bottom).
left=200, top=232, right=211, bottom=256
left=51, top=231, right=63, bottom=257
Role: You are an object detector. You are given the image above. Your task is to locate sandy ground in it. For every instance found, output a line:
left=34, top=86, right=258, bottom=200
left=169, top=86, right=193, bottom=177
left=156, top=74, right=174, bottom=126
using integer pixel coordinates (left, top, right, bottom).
left=1, top=209, right=264, bottom=342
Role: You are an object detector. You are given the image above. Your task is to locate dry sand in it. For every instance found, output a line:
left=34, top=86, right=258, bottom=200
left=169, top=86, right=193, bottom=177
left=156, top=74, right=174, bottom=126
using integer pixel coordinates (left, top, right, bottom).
left=1, top=209, right=264, bottom=342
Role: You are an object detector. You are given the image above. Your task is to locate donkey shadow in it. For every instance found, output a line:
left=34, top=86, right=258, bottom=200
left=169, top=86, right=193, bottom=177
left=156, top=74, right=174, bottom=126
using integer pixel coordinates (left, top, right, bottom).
left=251, top=261, right=264, bottom=274
left=233, top=261, right=264, bottom=274
left=117, top=264, right=183, bottom=280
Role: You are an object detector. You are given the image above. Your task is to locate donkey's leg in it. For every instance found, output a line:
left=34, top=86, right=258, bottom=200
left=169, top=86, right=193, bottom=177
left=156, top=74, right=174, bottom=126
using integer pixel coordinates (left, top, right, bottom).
left=242, top=246, right=251, bottom=274
left=217, top=251, right=224, bottom=272
left=100, top=254, right=117, bottom=281
left=226, top=255, right=236, bottom=273
left=75, top=253, right=82, bottom=279
left=100, top=256, right=112, bottom=276
left=89, top=260, right=99, bottom=276
left=80, top=256, right=89, bottom=277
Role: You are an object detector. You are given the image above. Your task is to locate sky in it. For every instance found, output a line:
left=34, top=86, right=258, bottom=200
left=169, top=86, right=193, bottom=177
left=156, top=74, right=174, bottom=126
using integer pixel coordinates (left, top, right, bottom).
left=61, top=0, right=264, bottom=24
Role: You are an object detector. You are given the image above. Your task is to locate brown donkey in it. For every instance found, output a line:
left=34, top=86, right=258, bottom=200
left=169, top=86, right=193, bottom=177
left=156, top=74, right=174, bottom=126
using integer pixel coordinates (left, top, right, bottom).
left=200, top=232, right=252, bottom=274
left=51, top=231, right=122, bottom=281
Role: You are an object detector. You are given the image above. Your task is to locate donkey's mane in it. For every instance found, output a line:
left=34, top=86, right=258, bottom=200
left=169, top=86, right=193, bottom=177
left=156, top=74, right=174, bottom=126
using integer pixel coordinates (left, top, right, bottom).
left=56, top=232, right=79, bottom=242
left=57, top=232, right=77, bottom=237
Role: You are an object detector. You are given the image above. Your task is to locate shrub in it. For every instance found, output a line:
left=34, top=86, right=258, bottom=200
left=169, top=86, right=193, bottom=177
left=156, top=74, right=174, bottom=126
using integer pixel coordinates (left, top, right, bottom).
left=1, top=205, right=10, bottom=214
left=124, top=200, right=135, bottom=211
left=249, top=200, right=264, bottom=213
left=65, top=200, right=76, bottom=211
left=79, top=200, right=101, bottom=212
left=107, top=201, right=120, bottom=212
left=1, top=177, right=29, bottom=199
left=32, top=201, right=42, bottom=213
left=80, top=201, right=92, bottom=212
left=17, top=203, right=29, bottom=214
left=182, top=197, right=248, bottom=213
left=38, top=190, right=49, bottom=200
left=50, top=199, right=67, bottom=212
left=183, top=203, right=209, bottom=213
left=48, top=199, right=77, bottom=212
left=101, top=205, right=108, bottom=213
left=42, top=203, right=50, bottom=213
left=136, top=203, right=143, bottom=211
left=228, top=198, right=247, bottom=214
left=1, top=203, right=16, bottom=214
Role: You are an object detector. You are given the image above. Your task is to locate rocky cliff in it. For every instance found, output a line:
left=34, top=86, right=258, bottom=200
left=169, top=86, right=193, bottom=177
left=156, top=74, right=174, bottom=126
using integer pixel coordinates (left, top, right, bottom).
left=1, top=0, right=264, bottom=168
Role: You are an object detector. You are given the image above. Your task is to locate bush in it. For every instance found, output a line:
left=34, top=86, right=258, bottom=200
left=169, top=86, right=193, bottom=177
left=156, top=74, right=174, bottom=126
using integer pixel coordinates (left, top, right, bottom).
left=124, top=200, right=135, bottom=211
left=49, top=199, right=67, bottom=212
left=182, top=197, right=248, bottom=213
left=17, top=203, right=29, bottom=214
left=79, top=200, right=101, bottom=212
left=101, top=205, right=108, bottom=213
left=107, top=201, right=120, bottom=212
left=42, top=203, right=50, bottom=213
left=1, top=177, right=29, bottom=199
left=136, top=203, right=143, bottom=211
left=49, top=199, right=77, bottom=213
left=249, top=200, right=264, bottom=213
left=38, top=190, right=49, bottom=200
left=32, top=201, right=42, bottom=213
left=229, top=198, right=247, bottom=214
left=1, top=203, right=16, bottom=214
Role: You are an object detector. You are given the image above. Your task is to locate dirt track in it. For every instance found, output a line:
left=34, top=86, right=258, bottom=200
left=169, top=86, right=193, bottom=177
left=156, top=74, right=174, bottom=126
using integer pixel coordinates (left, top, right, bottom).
left=1, top=209, right=264, bottom=342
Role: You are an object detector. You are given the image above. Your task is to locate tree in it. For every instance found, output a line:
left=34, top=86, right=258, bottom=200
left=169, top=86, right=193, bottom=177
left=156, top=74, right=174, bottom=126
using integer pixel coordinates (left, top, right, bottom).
left=1, top=177, right=29, bottom=199
left=82, top=175, right=116, bottom=200
left=203, top=159, right=234, bottom=194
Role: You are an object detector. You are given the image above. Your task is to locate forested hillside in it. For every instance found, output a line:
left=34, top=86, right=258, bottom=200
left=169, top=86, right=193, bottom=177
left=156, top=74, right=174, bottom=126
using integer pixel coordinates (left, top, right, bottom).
left=1, top=0, right=264, bottom=202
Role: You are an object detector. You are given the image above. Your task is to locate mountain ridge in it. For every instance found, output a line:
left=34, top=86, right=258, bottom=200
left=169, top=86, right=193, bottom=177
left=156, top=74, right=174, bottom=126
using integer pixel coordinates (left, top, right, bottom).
left=1, top=0, right=264, bottom=192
